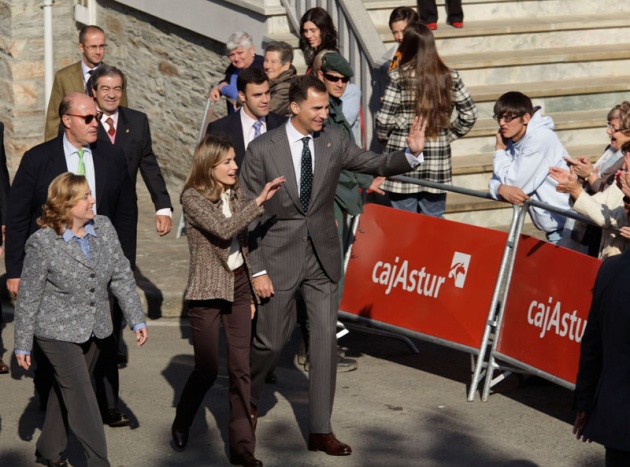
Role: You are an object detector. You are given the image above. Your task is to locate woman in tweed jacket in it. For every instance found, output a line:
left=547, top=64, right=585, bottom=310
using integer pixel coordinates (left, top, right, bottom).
left=171, top=134, right=283, bottom=467
left=376, top=22, right=477, bottom=217
left=14, top=173, right=147, bottom=467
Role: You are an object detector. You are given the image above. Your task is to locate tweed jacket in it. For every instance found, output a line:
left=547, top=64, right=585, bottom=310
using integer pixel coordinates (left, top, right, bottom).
left=376, top=68, right=477, bottom=194
left=44, top=61, right=129, bottom=141
left=14, top=215, right=145, bottom=352
left=182, top=187, right=263, bottom=302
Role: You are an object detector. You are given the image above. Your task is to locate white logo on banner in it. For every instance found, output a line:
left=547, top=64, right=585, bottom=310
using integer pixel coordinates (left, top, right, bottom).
left=449, top=252, right=471, bottom=289
left=371, top=251, right=472, bottom=298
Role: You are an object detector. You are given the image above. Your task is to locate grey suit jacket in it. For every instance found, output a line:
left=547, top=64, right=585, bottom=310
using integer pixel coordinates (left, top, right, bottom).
left=14, top=215, right=145, bottom=352
left=240, top=123, right=412, bottom=290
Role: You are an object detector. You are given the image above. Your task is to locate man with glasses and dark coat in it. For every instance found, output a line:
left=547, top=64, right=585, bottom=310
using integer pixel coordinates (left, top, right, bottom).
left=5, top=92, right=135, bottom=412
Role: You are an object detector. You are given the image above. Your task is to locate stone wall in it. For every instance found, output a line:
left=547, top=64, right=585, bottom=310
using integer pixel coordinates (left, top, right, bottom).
left=0, top=0, right=230, bottom=190
left=96, top=0, right=229, bottom=188
left=0, top=1, right=78, bottom=170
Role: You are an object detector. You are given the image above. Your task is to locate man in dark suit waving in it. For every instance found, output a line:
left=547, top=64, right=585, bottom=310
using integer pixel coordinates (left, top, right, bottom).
left=206, top=68, right=286, bottom=168
left=240, top=75, right=426, bottom=456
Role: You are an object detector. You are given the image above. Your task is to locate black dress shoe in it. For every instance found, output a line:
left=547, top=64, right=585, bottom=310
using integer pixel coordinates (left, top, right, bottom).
left=171, top=424, right=189, bottom=450
left=308, top=433, right=352, bottom=456
left=35, top=450, right=68, bottom=467
left=103, top=409, right=130, bottom=427
left=230, top=452, right=263, bottom=466
left=48, top=460, right=69, bottom=467
left=0, top=358, right=9, bottom=374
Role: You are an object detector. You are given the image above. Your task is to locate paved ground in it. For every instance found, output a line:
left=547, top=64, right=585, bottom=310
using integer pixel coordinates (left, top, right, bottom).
left=0, top=185, right=603, bottom=466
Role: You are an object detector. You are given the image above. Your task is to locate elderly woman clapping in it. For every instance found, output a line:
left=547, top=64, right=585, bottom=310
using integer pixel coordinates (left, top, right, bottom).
left=14, top=172, right=147, bottom=467
left=550, top=142, right=630, bottom=259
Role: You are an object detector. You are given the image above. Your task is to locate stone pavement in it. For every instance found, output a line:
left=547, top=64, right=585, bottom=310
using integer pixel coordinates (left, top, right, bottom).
left=0, top=184, right=604, bottom=466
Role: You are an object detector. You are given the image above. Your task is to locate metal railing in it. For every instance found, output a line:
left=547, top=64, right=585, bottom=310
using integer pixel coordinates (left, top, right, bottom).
left=340, top=175, right=599, bottom=401
left=280, top=0, right=389, bottom=148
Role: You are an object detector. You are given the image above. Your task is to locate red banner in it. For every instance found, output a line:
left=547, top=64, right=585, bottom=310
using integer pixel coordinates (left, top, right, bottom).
left=340, top=204, right=507, bottom=350
left=495, top=235, right=601, bottom=384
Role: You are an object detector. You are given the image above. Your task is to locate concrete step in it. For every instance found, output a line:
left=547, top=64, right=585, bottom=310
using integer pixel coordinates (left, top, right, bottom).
left=468, top=76, right=630, bottom=118
left=454, top=108, right=609, bottom=157
left=444, top=192, right=515, bottom=227
left=365, top=0, right=629, bottom=26
left=448, top=45, right=630, bottom=87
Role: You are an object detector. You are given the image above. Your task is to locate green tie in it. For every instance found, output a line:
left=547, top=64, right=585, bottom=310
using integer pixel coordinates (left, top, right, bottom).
left=77, top=149, right=86, bottom=176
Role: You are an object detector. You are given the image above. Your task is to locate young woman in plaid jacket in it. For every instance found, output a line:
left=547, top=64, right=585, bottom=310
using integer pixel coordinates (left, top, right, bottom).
left=376, top=22, right=477, bottom=217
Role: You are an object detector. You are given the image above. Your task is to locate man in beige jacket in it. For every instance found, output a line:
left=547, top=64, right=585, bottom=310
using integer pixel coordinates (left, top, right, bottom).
left=44, top=25, right=128, bottom=141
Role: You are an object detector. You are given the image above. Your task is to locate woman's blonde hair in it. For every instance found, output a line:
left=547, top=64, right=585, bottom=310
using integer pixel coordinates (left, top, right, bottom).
left=37, top=172, right=90, bottom=235
left=182, top=133, right=235, bottom=202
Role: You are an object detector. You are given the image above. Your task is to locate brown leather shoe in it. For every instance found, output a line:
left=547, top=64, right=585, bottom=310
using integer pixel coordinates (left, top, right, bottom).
left=250, top=405, right=257, bottom=430
left=0, top=358, right=9, bottom=374
left=308, top=433, right=352, bottom=456
left=103, top=409, right=130, bottom=427
left=230, top=452, right=263, bottom=466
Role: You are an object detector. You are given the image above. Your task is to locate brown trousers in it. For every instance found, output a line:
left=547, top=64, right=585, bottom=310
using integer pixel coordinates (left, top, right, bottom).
left=174, top=266, right=255, bottom=457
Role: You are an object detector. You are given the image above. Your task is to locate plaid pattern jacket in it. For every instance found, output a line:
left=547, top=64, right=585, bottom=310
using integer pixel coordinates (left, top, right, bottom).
left=376, top=68, right=477, bottom=194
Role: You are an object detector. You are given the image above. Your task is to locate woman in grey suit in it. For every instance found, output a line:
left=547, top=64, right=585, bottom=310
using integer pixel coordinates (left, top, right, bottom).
left=14, top=173, right=148, bottom=467
left=171, top=134, right=283, bottom=467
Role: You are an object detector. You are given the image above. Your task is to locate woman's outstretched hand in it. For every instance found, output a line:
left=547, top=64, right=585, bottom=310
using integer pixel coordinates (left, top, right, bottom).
left=256, top=176, right=286, bottom=206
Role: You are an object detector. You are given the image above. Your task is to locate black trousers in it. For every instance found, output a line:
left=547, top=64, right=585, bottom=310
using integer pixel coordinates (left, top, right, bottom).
left=417, top=0, right=463, bottom=23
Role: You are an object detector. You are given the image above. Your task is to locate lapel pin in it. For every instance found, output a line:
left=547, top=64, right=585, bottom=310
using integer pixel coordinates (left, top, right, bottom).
left=327, top=142, right=331, bottom=147
left=126, top=129, right=130, bottom=134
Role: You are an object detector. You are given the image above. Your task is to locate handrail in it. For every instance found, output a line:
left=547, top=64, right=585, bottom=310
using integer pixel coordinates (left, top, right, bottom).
left=388, top=174, right=596, bottom=226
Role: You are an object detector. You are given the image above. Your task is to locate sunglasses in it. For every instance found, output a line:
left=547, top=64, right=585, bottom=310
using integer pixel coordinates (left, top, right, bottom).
left=323, top=73, right=350, bottom=84
left=492, top=112, right=525, bottom=123
left=65, top=112, right=102, bottom=124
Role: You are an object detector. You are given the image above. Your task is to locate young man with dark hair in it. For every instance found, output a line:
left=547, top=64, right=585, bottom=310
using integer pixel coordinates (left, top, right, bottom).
left=488, top=91, right=571, bottom=243
left=207, top=68, right=286, bottom=168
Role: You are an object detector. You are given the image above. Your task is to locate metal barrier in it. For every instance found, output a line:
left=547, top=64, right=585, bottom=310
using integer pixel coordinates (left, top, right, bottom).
left=339, top=175, right=599, bottom=402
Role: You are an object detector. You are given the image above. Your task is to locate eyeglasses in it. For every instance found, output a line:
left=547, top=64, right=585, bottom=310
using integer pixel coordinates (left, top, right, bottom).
left=82, top=44, right=107, bottom=51
left=493, top=113, right=525, bottom=123
left=65, top=113, right=102, bottom=124
left=607, top=122, right=628, bottom=133
left=323, top=73, right=350, bottom=84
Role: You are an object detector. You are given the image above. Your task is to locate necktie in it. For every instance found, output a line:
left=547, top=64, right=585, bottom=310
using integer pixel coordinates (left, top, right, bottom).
left=77, top=149, right=86, bottom=176
left=105, top=117, right=116, bottom=142
left=300, top=137, right=313, bottom=213
left=86, top=70, right=94, bottom=97
left=253, top=120, right=262, bottom=139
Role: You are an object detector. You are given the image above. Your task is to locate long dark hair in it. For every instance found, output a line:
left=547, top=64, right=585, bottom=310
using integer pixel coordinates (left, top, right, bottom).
left=299, top=7, right=338, bottom=68
left=398, top=23, right=452, bottom=137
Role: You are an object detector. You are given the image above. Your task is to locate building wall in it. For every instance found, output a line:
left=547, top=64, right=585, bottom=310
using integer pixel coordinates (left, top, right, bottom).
left=0, top=0, right=230, bottom=188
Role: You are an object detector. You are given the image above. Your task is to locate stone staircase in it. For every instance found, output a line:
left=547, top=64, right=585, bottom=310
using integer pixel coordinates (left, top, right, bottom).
left=265, top=0, right=630, bottom=228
